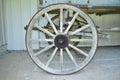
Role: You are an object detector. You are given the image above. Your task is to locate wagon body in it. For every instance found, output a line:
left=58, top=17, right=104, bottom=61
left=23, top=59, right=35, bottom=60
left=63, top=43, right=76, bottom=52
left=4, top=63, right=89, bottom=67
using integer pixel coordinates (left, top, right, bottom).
left=39, top=0, right=120, bottom=6
left=39, top=0, right=120, bottom=15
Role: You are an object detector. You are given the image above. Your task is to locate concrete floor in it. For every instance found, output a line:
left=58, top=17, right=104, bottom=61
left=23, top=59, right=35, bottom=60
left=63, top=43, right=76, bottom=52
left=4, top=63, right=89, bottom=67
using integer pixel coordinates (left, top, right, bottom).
left=0, top=46, right=120, bottom=80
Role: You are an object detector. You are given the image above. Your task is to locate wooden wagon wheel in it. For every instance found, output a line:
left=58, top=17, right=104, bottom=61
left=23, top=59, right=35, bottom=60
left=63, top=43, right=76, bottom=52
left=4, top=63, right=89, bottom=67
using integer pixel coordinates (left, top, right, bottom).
left=26, top=4, right=98, bottom=74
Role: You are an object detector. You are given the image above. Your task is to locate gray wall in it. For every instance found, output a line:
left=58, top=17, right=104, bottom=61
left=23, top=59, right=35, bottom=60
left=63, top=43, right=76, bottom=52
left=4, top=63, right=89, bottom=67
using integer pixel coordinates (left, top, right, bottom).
left=2, top=0, right=37, bottom=50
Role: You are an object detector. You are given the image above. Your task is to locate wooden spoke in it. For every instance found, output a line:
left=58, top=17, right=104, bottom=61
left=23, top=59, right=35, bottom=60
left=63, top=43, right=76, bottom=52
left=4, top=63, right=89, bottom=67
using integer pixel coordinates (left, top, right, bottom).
left=34, top=25, right=55, bottom=37
left=69, top=44, right=88, bottom=57
left=60, top=49, right=63, bottom=70
left=46, top=47, right=58, bottom=67
left=65, top=47, right=78, bottom=67
left=30, top=39, right=53, bottom=42
left=60, top=8, right=63, bottom=32
left=45, top=12, right=58, bottom=34
left=70, top=24, right=90, bottom=35
left=70, top=39, right=93, bottom=43
left=35, top=44, right=54, bottom=56
left=64, top=12, right=79, bottom=34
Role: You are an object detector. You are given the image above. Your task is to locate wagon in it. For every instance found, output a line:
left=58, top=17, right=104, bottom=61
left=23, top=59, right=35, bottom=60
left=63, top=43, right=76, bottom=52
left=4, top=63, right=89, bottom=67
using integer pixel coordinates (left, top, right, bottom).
left=25, top=0, right=120, bottom=74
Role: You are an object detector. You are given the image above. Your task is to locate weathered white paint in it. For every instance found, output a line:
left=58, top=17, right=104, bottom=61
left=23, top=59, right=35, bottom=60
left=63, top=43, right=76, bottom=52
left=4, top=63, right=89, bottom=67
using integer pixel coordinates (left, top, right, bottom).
left=39, top=0, right=88, bottom=7
left=1, top=0, right=120, bottom=50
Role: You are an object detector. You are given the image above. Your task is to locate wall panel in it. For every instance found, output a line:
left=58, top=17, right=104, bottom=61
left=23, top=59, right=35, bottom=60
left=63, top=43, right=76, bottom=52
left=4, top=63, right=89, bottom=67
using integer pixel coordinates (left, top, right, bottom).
left=3, top=0, right=37, bottom=50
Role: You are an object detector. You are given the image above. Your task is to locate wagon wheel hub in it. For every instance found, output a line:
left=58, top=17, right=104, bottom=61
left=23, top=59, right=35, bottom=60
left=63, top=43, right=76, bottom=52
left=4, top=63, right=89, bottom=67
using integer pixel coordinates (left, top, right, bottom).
left=54, top=34, right=69, bottom=49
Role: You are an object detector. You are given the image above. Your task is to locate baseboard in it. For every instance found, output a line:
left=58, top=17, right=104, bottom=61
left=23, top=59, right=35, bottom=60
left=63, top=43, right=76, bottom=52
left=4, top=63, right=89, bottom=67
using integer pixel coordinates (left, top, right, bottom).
left=0, top=44, right=7, bottom=53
